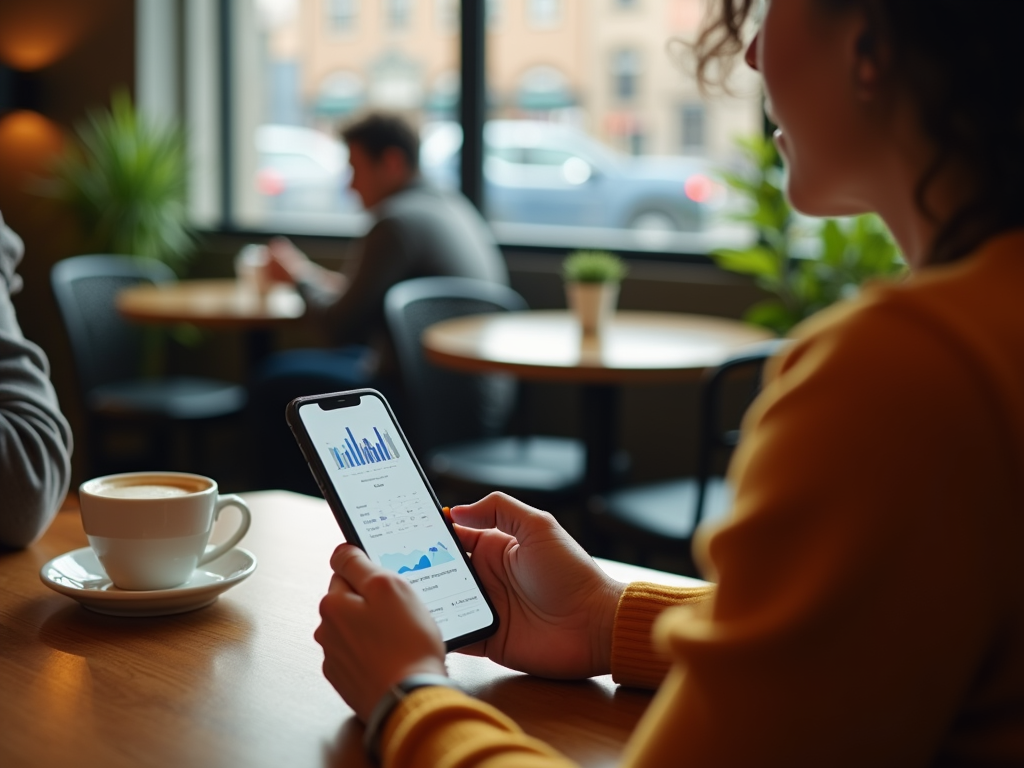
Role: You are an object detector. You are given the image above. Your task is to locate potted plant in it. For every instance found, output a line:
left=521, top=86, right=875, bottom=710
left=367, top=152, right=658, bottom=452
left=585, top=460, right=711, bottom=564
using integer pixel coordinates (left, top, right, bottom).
left=43, top=89, right=196, bottom=271
left=713, top=134, right=904, bottom=335
left=563, top=250, right=628, bottom=336
left=41, top=91, right=199, bottom=374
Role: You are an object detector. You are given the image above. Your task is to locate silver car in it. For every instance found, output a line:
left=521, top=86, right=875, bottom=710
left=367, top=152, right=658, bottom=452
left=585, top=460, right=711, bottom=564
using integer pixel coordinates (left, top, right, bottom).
left=420, top=120, right=720, bottom=232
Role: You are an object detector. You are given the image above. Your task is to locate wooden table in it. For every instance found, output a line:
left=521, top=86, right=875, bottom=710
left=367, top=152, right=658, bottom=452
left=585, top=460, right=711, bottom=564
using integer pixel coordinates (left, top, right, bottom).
left=117, top=278, right=306, bottom=368
left=423, top=310, right=771, bottom=493
left=0, top=491, right=705, bottom=768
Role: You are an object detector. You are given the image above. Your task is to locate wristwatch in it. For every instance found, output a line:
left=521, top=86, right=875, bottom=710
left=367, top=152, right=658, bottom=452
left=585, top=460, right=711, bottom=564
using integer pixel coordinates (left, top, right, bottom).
left=363, top=674, right=463, bottom=765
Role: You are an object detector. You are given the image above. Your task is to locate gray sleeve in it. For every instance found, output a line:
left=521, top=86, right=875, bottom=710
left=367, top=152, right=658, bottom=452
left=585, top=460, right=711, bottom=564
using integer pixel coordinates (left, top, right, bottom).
left=0, top=217, right=73, bottom=548
left=296, top=218, right=410, bottom=347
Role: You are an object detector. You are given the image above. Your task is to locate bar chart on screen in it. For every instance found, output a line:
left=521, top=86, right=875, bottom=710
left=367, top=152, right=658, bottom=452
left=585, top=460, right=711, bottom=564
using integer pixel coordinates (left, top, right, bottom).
left=328, top=425, right=401, bottom=470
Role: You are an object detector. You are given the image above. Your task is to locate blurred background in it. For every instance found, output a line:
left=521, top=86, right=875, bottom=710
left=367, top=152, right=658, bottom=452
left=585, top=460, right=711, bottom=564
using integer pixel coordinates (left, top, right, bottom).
left=0, top=0, right=770, bottom=516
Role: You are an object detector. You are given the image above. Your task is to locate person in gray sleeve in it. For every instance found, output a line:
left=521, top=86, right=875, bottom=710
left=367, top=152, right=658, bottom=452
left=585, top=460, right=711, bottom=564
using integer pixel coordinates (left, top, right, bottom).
left=251, top=112, right=507, bottom=493
left=0, top=211, right=73, bottom=548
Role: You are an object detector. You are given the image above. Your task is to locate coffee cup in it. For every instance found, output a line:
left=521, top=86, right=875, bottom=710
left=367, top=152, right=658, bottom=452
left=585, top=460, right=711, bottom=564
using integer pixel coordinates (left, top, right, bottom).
left=234, top=243, right=273, bottom=300
left=79, top=472, right=252, bottom=591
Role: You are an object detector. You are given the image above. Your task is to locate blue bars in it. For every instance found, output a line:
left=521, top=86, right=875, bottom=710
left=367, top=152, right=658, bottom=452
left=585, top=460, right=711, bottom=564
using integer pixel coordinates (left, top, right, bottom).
left=374, top=428, right=392, bottom=460
left=329, top=425, right=401, bottom=471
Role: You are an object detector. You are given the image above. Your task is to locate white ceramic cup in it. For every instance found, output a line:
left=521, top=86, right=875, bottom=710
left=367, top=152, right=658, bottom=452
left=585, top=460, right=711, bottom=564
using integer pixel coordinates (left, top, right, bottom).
left=79, top=472, right=252, bottom=591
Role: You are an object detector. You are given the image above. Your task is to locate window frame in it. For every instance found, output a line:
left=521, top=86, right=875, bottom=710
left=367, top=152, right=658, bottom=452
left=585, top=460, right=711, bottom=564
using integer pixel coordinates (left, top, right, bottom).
left=191, top=0, right=748, bottom=262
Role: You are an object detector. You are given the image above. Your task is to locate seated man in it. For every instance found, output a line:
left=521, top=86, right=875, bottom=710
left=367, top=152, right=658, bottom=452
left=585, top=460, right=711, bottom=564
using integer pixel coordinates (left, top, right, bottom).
left=0, top=210, right=73, bottom=548
left=252, top=112, right=508, bottom=493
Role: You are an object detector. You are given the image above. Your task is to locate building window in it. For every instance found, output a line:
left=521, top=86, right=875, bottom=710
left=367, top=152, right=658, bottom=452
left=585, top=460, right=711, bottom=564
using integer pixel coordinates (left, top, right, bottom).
left=327, top=0, right=358, bottom=32
left=436, top=0, right=458, bottom=30
left=195, top=0, right=764, bottom=251
left=386, top=0, right=412, bottom=30
left=528, top=0, right=561, bottom=29
left=518, top=66, right=573, bottom=112
left=680, top=103, right=706, bottom=153
left=612, top=49, right=641, bottom=101
left=487, top=0, right=502, bottom=28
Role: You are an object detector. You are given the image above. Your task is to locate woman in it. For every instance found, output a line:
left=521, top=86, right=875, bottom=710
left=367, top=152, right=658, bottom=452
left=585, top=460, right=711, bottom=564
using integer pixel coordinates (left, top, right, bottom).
left=314, top=1, right=1024, bottom=765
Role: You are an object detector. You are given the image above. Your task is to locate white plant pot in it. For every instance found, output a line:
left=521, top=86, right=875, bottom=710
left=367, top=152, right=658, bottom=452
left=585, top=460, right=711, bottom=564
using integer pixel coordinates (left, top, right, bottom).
left=566, top=282, right=619, bottom=336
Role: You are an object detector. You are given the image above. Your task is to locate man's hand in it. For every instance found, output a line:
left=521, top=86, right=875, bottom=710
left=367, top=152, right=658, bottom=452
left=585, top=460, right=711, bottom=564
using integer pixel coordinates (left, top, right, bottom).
left=315, top=544, right=447, bottom=722
left=266, top=236, right=311, bottom=284
left=451, top=493, right=626, bottom=679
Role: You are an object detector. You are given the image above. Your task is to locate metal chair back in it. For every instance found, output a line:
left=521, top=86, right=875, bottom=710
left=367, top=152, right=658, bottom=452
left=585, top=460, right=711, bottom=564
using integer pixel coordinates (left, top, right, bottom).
left=384, top=276, right=527, bottom=453
left=50, top=255, right=176, bottom=394
left=694, top=338, right=790, bottom=524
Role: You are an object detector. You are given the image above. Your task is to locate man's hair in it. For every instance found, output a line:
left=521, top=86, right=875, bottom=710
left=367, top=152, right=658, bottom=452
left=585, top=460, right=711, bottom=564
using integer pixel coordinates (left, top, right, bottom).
left=340, top=112, right=419, bottom=169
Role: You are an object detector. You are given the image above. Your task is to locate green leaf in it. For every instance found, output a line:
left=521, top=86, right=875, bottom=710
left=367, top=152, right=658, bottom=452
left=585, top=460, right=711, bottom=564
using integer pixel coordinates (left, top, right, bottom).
left=712, top=246, right=781, bottom=280
left=717, top=133, right=902, bottom=331
left=563, top=250, right=628, bottom=282
left=819, top=219, right=847, bottom=267
left=743, top=300, right=798, bottom=335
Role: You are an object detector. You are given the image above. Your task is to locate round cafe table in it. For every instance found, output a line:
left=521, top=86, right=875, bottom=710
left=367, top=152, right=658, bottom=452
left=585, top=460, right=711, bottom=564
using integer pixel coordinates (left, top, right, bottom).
left=117, top=278, right=306, bottom=370
left=422, top=310, right=772, bottom=495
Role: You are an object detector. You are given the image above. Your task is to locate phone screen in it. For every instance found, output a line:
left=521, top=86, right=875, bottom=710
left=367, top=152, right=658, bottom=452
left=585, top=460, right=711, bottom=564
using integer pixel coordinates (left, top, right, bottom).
left=293, top=391, right=496, bottom=646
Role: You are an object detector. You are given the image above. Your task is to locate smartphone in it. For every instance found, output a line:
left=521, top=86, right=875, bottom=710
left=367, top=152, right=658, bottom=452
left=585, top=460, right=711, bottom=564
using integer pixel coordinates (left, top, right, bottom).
left=286, top=388, right=498, bottom=650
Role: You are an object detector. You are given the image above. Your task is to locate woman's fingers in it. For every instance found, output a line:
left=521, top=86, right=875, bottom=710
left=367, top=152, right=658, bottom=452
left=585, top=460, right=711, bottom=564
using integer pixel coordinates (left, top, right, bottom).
left=452, top=522, right=518, bottom=555
left=452, top=523, right=483, bottom=554
left=450, top=492, right=553, bottom=538
left=329, top=544, right=385, bottom=594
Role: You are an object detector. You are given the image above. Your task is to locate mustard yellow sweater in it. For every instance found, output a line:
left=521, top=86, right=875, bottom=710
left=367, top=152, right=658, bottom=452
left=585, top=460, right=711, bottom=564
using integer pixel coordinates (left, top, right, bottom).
left=382, top=231, right=1024, bottom=767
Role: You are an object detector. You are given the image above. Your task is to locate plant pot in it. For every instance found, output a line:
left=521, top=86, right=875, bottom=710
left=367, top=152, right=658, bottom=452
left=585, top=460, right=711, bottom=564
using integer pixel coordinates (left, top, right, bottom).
left=566, top=281, right=619, bottom=336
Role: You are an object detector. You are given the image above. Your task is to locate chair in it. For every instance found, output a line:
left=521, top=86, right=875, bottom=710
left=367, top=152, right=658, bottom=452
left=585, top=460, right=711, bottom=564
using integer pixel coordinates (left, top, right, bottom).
left=384, top=276, right=585, bottom=498
left=51, top=255, right=246, bottom=476
left=591, top=338, right=789, bottom=575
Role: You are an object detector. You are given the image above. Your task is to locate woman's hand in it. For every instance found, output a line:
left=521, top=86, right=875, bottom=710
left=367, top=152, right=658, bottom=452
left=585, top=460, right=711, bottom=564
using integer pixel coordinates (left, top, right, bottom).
left=314, top=544, right=447, bottom=722
left=451, top=492, right=626, bottom=679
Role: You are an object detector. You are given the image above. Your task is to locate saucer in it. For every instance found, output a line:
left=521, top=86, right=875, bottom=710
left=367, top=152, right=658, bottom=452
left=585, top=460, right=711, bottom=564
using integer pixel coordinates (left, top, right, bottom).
left=40, top=546, right=257, bottom=617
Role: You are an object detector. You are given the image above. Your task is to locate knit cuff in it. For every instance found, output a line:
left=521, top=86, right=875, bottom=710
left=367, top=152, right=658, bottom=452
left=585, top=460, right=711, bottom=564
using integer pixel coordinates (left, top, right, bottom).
left=611, top=582, right=715, bottom=689
left=382, top=686, right=566, bottom=767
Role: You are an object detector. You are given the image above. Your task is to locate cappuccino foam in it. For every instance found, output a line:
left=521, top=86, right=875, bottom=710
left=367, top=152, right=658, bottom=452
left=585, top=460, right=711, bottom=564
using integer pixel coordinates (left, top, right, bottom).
left=96, top=484, right=193, bottom=499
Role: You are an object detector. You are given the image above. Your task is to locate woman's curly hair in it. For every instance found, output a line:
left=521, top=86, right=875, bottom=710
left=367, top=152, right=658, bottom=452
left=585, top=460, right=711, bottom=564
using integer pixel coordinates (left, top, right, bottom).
left=694, top=0, right=1024, bottom=264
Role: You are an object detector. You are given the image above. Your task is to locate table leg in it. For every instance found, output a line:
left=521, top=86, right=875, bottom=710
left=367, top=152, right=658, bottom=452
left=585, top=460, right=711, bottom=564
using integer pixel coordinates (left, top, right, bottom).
left=581, top=384, right=619, bottom=495
left=245, top=329, right=274, bottom=374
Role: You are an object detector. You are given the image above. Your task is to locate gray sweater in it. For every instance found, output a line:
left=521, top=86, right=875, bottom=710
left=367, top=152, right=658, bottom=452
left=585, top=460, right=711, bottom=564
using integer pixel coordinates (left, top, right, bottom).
left=297, top=180, right=508, bottom=369
left=0, top=212, right=72, bottom=548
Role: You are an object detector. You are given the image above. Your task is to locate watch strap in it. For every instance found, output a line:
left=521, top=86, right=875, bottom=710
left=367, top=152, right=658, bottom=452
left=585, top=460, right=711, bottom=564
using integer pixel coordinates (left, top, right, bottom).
left=363, top=673, right=463, bottom=765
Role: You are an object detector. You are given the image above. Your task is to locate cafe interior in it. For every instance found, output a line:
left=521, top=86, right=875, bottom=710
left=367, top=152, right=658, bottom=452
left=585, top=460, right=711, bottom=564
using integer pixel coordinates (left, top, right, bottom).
left=0, top=1, right=903, bottom=766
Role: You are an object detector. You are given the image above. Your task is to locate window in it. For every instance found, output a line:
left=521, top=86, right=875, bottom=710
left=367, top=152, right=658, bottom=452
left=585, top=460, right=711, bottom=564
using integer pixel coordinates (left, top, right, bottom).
left=484, top=2, right=760, bottom=249
left=326, top=0, right=358, bottom=32
left=528, top=0, right=562, bottom=29
left=385, top=0, right=412, bottom=30
left=436, top=0, right=459, bottom=31
left=680, top=103, right=705, bottom=153
left=181, top=0, right=762, bottom=253
left=487, top=0, right=502, bottom=28
left=611, top=49, right=641, bottom=102
left=518, top=66, right=573, bottom=112
left=216, top=0, right=458, bottom=231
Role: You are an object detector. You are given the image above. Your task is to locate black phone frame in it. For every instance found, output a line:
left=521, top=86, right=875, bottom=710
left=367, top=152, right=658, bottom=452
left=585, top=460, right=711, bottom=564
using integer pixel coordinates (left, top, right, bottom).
left=285, top=387, right=499, bottom=651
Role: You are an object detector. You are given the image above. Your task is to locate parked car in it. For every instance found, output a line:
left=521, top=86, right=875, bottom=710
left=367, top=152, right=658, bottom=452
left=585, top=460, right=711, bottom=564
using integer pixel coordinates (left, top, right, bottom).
left=254, top=124, right=360, bottom=214
left=420, top=120, right=722, bottom=232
